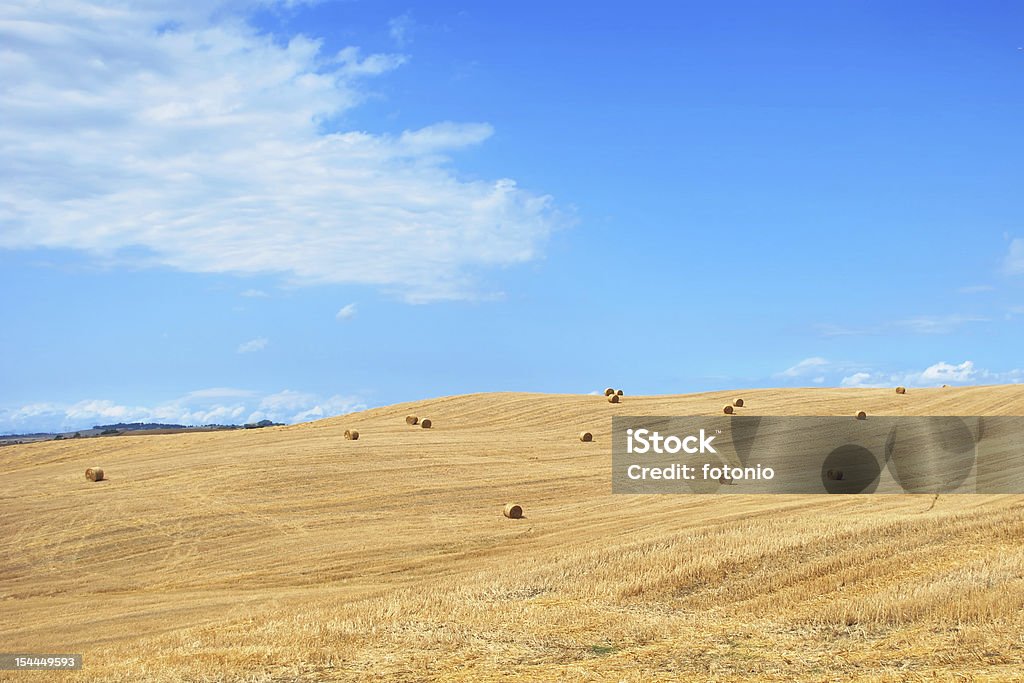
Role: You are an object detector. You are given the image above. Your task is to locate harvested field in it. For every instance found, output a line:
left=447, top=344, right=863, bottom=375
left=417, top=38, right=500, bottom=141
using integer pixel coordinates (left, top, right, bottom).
left=2, top=385, right=1024, bottom=681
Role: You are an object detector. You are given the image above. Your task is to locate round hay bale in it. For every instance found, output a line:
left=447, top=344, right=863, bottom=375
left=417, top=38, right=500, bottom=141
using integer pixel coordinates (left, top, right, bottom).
left=608, top=394, right=620, bottom=404
left=895, top=386, right=906, bottom=395
left=579, top=431, right=593, bottom=442
left=344, top=429, right=359, bottom=440
left=85, top=467, right=104, bottom=482
left=420, top=419, right=432, bottom=429
left=405, top=415, right=419, bottom=425
left=604, top=388, right=615, bottom=396
left=615, top=389, right=624, bottom=396
left=855, top=411, right=867, bottom=420
left=733, top=398, right=744, bottom=407
left=942, top=384, right=950, bottom=388
left=503, top=503, right=523, bottom=519
left=827, top=469, right=844, bottom=481
left=723, top=404, right=734, bottom=415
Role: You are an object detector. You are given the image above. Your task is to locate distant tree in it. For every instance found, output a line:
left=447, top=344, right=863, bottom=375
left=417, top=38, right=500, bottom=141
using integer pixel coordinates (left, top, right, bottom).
left=73, top=432, right=81, bottom=438
left=53, top=434, right=64, bottom=440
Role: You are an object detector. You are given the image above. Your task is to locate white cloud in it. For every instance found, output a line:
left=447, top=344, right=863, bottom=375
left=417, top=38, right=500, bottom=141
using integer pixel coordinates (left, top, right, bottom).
left=781, top=358, right=1023, bottom=389
left=957, top=284, right=994, bottom=294
left=240, top=289, right=269, bottom=298
left=0, top=387, right=367, bottom=433
left=839, top=372, right=886, bottom=388
left=0, top=1, right=563, bottom=303
left=335, top=46, right=407, bottom=77
left=388, top=12, right=413, bottom=47
left=779, top=357, right=829, bottom=378
left=258, top=389, right=316, bottom=412
left=1004, top=238, right=1024, bottom=275
left=335, top=302, right=357, bottom=320
left=185, top=387, right=259, bottom=399
left=817, top=315, right=987, bottom=337
left=892, top=315, right=988, bottom=334
left=237, top=336, right=269, bottom=353
left=917, top=360, right=976, bottom=383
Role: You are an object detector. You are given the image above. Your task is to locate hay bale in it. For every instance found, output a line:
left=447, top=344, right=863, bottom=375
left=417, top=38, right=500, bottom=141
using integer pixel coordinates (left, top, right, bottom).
left=604, top=388, right=615, bottom=396
left=503, top=503, right=523, bottom=519
left=723, top=405, right=734, bottom=415
left=405, top=415, right=419, bottom=425
left=608, top=394, right=620, bottom=404
left=942, top=384, right=950, bottom=388
left=895, top=386, right=906, bottom=395
left=420, top=419, right=432, bottom=429
left=827, top=469, right=844, bottom=481
left=344, top=429, right=359, bottom=440
left=855, top=411, right=867, bottom=420
left=579, top=431, right=593, bottom=442
left=733, top=398, right=744, bottom=407
left=615, top=389, right=624, bottom=396
left=85, top=467, right=104, bottom=482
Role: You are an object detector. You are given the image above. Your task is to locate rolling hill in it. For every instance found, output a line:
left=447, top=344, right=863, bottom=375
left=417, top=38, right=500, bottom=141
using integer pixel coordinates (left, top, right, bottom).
left=2, top=385, right=1024, bottom=681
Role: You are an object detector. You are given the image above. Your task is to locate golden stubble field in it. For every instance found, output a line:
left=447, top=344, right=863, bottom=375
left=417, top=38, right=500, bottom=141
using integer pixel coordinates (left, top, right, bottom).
left=2, top=386, right=1024, bottom=681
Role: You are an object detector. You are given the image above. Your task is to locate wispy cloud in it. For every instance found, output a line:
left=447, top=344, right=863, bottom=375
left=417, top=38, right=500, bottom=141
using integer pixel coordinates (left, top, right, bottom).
left=237, top=336, right=269, bottom=353
left=335, top=303, right=357, bottom=321
left=0, top=1, right=563, bottom=302
left=240, top=289, right=269, bottom=298
left=957, top=284, right=994, bottom=294
left=779, top=357, right=830, bottom=378
left=388, top=12, right=413, bottom=47
left=892, top=315, right=989, bottom=334
left=816, top=314, right=988, bottom=337
left=0, top=388, right=367, bottom=433
left=1004, top=238, right=1024, bottom=276
left=335, top=46, right=407, bottom=77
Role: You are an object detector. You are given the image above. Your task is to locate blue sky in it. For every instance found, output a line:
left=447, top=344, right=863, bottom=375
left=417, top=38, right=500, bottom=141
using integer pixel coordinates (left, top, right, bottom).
left=2, top=0, right=1023, bottom=432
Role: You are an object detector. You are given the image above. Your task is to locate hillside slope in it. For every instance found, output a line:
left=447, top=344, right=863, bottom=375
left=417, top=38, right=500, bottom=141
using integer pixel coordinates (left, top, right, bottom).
left=2, top=385, right=1024, bottom=681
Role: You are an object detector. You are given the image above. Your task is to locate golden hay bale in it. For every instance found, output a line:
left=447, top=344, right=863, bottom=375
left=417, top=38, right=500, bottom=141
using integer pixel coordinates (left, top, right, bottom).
left=827, top=469, right=844, bottom=481
left=733, top=398, right=744, bottom=407
left=405, top=415, right=419, bottom=425
left=942, top=384, right=950, bottom=388
left=420, top=419, right=432, bottom=429
left=615, top=389, right=624, bottom=396
left=85, top=467, right=104, bottom=482
left=855, top=411, right=867, bottom=420
left=723, top=405, right=734, bottom=415
left=503, top=503, right=523, bottom=519
left=895, top=386, right=906, bottom=395
left=608, top=394, right=620, bottom=404
left=344, top=429, right=359, bottom=440
left=579, top=431, right=593, bottom=442
left=604, top=388, right=615, bottom=396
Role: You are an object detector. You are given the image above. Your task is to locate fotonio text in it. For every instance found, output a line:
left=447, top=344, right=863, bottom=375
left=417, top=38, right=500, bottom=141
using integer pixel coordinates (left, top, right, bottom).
left=626, top=428, right=717, bottom=454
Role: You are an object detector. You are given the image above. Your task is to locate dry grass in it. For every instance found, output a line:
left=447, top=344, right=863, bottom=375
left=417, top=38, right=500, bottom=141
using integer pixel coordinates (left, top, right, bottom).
left=3, top=385, right=1024, bottom=681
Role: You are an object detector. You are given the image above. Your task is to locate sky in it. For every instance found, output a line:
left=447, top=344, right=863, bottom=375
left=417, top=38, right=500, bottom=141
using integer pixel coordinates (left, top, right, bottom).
left=2, top=0, right=1023, bottom=433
